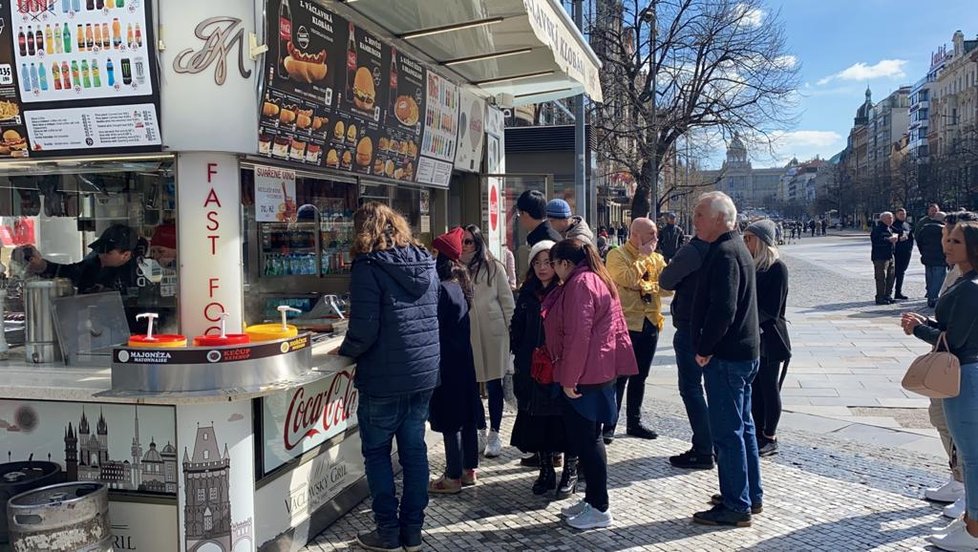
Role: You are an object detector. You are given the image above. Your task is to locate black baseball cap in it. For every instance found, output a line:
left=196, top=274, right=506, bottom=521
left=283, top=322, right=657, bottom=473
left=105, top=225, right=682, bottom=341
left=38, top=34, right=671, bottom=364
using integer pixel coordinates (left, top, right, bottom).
left=89, top=224, right=137, bottom=253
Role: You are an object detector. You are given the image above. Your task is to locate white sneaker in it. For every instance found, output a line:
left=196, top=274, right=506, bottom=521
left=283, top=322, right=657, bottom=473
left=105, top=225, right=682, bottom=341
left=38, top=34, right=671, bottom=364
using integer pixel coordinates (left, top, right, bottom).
left=927, top=478, right=966, bottom=503
left=933, top=516, right=967, bottom=537
left=565, top=504, right=613, bottom=530
left=944, top=497, right=966, bottom=519
left=927, top=522, right=978, bottom=551
left=484, top=430, right=502, bottom=458
left=477, top=429, right=487, bottom=453
left=561, top=499, right=588, bottom=518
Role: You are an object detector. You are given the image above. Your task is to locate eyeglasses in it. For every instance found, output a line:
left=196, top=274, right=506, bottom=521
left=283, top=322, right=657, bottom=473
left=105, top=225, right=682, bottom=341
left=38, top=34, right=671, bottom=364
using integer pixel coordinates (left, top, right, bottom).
left=463, top=239, right=475, bottom=245
left=532, top=260, right=553, bottom=268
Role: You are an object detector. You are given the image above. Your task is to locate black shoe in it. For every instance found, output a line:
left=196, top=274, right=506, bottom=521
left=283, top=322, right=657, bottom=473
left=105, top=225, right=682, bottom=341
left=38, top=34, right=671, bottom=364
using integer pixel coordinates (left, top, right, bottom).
left=555, top=458, right=578, bottom=499
left=693, top=503, right=753, bottom=527
left=874, top=298, right=887, bottom=305
left=401, top=531, right=423, bottom=552
left=356, top=530, right=402, bottom=552
left=520, top=453, right=540, bottom=468
left=895, top=294, right=909, bottom=300
left=532, top=459, right=557, bottom=495
left=602, top=428, right=615, bottom=445
left=669, top=449, right=715, bottom=470
left=710, top=493, right=763, bottom=514
left=758, top=439, right=779, bottom=457
left=626, top=424, right=658, bottom=440
left=885, top=298, right=895, bottom=304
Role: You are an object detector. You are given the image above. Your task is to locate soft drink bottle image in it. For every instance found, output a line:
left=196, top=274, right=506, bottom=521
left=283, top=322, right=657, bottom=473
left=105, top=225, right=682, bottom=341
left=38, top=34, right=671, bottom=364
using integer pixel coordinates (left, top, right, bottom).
left=94, top=23, right=102, bottom=48
left=38, top=63, right=47, bottom=91
left=26, top=26, right=35, bottom=56
left=70, top=60, right=79, bottom=87
left=81, top=59, right=90, bottom=88
left=121, top=57, right=131, bottom=85
left=61, top=0, right=68, bottom=12
left=44, top=24, right=53, bottom=54
left=63, top=22, right=71, bottom=53
left=53, top=63, right=61, bottom=90
left=106, top=57, right=114, bottom=86
left=21, top=64, right=30, bottom=92
left=54, top=24, right=62, bottom=54
left=61, top=60, right=70, bottom=88
left=18, top=27, right=26, bottom=57
left=71, top=0, right=79, bottom=11
left=92, top=59, right=101, bottom=87
left=76, top=24, right=84, bottom=51
left=101, top=23, right=109, bottom=49
left=29, top=63, right=38, bottom=91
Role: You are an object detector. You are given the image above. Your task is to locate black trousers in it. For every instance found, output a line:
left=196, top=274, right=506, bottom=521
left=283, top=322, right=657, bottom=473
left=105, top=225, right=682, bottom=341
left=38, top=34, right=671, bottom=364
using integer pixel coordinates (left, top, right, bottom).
left=750, top=356, right=783, bottom=438
left=894, top=250, right=912, bottom=295
left=563, top=402, right=608, bottom=511
left=610, top=319, right=659, bottom=430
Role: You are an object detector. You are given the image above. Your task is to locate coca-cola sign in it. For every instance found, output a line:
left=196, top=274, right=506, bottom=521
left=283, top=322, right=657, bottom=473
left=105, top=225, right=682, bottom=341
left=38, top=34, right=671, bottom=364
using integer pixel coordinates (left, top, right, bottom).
left=262, top=368, right=359, bottom=473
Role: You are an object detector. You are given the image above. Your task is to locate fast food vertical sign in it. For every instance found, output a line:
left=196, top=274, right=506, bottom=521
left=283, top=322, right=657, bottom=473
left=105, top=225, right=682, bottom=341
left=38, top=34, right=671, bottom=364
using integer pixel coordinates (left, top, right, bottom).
left=176, top=153, right=244, bottom=337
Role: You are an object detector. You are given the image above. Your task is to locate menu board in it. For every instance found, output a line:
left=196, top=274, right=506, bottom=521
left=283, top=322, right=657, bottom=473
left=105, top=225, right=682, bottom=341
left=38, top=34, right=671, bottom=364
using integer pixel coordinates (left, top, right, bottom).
left=0, top=0, right=30, bottom=158
left=257, top=2, right=471, bottom=189
left=2, top=0, right=161, bottom=156
left=259, top=0, right=339, bottom=167
left=415, top=71, right=458, bottom=187
left=374, top=46, right=423, bottom=182
left=12, top=0, right=152, bottom=103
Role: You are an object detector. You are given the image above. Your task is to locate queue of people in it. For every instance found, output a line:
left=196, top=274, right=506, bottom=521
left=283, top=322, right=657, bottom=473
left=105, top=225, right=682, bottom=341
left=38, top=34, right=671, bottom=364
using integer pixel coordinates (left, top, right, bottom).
left=337, top=191, right=791, bottom=550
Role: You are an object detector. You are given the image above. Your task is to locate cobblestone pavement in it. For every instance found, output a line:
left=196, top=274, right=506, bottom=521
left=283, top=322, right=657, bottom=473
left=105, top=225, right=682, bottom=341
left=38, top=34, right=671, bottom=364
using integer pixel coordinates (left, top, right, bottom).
left=306, top=400, right=948, bottom=551
left=304, top=232, right=953, bottom=552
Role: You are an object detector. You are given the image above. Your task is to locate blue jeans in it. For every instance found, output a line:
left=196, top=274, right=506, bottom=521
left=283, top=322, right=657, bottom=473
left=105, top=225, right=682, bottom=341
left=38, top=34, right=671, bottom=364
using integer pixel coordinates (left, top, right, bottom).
left=943, top=362, right=978, bottom=519
left=357, top=389, right=434, bottom=545
left=925, top=265, right=948, bottom=302
left=703, top=357, right=763, bottom=513
left=478, top=379, right=504, bottom=432
left=675, top=328, right=713, bottom=455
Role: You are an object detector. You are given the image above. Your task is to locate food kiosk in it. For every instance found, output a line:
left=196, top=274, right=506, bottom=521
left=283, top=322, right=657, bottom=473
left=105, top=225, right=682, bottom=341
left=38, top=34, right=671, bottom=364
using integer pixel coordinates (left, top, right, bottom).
left=0, top=0, right=602, bottom=550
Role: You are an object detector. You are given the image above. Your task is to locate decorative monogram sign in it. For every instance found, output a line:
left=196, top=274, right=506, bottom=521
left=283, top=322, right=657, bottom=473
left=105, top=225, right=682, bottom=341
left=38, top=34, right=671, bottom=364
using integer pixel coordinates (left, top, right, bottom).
left=173, top=16, right=252, bottom=85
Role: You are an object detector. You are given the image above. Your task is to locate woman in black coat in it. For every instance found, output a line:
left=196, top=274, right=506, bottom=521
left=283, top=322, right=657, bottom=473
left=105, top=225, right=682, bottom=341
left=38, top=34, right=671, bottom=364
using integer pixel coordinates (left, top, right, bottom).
left=509, top=240, right=574, bottom=498
left=744, top=220, right=791, bottom=457
left=428, top=228, right=484, bottom=494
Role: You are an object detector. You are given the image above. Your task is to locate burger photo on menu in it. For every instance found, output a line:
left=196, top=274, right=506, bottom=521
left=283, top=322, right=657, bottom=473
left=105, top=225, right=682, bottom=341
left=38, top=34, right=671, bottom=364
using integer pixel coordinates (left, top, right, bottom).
left=353, top=67, right=376, bottom=111
left=0, top=130, right=28, bottom=157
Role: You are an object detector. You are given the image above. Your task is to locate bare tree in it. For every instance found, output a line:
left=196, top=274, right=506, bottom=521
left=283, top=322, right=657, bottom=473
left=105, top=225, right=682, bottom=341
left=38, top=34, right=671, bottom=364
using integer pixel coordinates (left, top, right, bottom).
left=589, top=0, right=800, bottom=217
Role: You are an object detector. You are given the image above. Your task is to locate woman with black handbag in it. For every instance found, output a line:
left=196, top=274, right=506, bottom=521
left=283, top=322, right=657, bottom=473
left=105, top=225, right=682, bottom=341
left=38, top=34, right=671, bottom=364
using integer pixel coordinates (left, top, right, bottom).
left=743, top=219, right=791, bottom=457
left=904, top=221, right=978, bottom=551
left=509, top=240, right=575, bottom=497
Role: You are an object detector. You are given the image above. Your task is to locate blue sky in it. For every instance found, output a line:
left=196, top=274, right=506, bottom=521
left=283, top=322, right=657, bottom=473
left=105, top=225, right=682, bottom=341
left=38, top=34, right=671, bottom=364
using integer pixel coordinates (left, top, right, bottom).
left=736, top=0, right=978, bottom=168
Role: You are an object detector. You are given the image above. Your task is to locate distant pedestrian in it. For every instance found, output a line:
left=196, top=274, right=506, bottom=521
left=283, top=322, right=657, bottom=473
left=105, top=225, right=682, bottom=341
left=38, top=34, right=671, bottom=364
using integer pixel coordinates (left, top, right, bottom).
left=914, top=202, right=941, bottom=242
left=659, top=212, right=687, bottom=263
left=690, top=191, right=763, bottom=528
left=820, top=218, right=828, bottom=236
left=871, top=212, right=899, bottom=305
left=892, top=208, right=914, bottom=301
left=917, top=211, right=947, bottom=308
left=743, top=219, right=791, bottom=458
left=618, top=223, right=628, bottom=246
left=809, top=219, right=816, bottom=237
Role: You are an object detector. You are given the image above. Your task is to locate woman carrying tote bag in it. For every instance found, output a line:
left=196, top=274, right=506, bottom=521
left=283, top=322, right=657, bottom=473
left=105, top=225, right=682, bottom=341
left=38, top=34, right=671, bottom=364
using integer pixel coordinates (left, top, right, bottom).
left=903, top=221, right=978, bottom=551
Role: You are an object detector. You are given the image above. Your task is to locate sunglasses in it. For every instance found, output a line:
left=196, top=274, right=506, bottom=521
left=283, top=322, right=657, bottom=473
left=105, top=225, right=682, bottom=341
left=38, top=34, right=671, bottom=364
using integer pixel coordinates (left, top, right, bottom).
left=463, top=239, right=475, bottom=245
left=532, top=260, right=553, bottom=268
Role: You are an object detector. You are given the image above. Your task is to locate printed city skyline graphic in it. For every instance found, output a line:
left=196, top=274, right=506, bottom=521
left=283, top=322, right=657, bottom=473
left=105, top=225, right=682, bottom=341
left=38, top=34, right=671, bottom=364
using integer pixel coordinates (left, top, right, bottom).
left=0, top=400, right=177, bottom=497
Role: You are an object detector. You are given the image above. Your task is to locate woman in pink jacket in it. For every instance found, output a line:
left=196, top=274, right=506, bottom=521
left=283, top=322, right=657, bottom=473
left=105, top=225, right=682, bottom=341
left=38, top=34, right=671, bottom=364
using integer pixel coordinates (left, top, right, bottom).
left=542, top=239, right=638, bottom=530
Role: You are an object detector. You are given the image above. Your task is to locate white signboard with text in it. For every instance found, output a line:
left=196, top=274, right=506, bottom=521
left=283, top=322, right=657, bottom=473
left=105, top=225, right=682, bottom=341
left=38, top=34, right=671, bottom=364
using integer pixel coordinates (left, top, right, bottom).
left=25, top=103, right=160, bottom=150
left=176, top=153, right=243, bottom=337
left=159, top=0, right=258, bottom=152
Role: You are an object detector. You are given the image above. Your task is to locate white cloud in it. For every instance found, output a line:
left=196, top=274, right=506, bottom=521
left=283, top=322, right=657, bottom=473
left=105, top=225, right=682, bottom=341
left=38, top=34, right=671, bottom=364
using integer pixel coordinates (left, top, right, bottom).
left=736, top=4, right=765, bottom=27
left=773, top=55, right=798, bottom=70
left=816, top=59, right=908, bottom=85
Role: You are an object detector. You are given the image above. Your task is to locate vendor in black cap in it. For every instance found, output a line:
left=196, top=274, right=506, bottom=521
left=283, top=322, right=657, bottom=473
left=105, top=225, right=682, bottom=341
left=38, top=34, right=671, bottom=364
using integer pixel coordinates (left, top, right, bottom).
left=19, top=224, right=142, bottom=295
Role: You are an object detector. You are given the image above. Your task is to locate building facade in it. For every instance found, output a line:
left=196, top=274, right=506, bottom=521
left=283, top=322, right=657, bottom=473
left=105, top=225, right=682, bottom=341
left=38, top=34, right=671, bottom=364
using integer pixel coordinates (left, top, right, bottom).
left=930, top=30, right=978, bottom=158
left=700, top=135, right=784, bottom=210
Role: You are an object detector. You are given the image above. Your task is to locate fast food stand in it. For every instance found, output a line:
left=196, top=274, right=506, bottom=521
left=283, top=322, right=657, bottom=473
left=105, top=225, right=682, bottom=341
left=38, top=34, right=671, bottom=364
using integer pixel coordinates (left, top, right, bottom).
left=0, top=0, right=602, bottom=550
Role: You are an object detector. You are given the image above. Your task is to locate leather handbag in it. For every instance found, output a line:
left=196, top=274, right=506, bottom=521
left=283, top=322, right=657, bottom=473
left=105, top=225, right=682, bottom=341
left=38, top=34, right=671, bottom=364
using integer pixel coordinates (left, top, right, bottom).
left=902, top=332, right=961, bottom=398
left=530, top=346, right=555, bottom=385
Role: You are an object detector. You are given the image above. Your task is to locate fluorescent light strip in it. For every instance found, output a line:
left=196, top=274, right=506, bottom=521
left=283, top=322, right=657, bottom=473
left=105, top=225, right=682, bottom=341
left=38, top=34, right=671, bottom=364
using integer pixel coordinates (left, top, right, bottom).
left=516, top=87, right=573, bottom=98
left=400, top=17, right=504, bottom=40
left=472, top=70, right=555, bottom=86
left=443, top=48, right=533, bottom=66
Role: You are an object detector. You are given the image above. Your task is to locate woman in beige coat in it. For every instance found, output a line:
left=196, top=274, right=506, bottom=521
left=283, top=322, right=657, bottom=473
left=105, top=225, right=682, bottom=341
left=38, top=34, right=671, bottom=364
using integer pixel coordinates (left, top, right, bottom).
left=462, top=225, right=516, bottom=458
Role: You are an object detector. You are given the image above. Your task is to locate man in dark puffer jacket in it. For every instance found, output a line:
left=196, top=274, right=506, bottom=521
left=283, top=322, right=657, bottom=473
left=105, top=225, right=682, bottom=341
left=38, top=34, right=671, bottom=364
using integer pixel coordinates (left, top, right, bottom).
left=339, top=202, right=439, bottom=552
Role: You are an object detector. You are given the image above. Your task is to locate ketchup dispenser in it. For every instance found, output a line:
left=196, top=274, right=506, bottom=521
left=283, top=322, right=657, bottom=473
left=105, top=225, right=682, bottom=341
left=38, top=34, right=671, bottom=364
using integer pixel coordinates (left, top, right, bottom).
left=193, top=313, right=250, bottom=347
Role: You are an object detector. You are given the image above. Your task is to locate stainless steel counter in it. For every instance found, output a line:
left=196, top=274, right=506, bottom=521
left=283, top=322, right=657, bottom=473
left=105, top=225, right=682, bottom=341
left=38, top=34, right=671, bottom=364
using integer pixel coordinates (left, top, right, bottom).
left=0, top=335, right=352, bottom=404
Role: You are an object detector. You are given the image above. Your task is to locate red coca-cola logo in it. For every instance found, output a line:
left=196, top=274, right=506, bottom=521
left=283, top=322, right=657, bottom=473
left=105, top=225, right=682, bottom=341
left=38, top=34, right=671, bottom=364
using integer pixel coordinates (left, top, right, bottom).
left=489, top=183, right=499, bottom=231
left=279, top=18, right=291, bottom=40
left=283, top=370, right=358, bottom=450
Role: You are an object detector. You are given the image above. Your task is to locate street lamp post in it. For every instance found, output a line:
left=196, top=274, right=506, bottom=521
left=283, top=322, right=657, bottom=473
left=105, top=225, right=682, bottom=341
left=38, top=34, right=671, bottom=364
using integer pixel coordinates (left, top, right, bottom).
left=640, top=4, right=657, bottom=218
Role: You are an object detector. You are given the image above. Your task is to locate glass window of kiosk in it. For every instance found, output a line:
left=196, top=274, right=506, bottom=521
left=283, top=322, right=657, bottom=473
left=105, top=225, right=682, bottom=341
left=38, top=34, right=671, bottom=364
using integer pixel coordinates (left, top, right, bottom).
left=0, top=158, right=178, bottom=335
left=240, top=166, right=357, bottom=325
